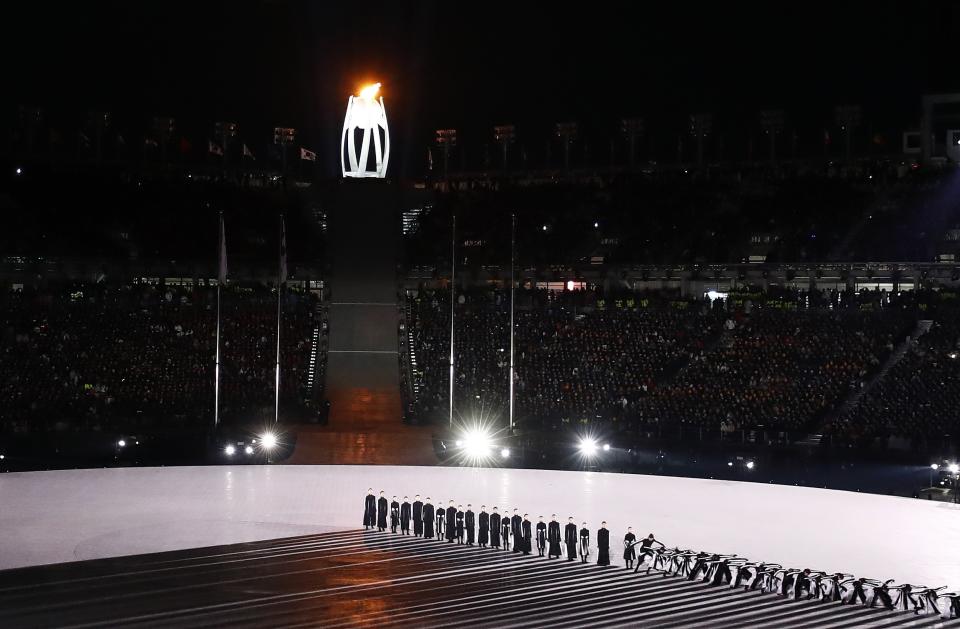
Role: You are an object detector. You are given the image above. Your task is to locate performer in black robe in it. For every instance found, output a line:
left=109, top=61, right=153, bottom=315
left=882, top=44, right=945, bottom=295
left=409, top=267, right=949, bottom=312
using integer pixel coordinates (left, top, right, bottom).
left=445, top=501, right=457, bottom=542
left=579, top=523, right=590, bottom=563
left=455, top=506, right=465, bottom=544
left=363, top=488, right=376, bottom=529
left=490, top=508, right=501, bottom=549
left=597, top=522, right=610, bottom=566
left=547, top=515, right=562, bottom=559
left=535, top=517, right=547, bottom=557
left=435, top=501, right=445, bottom=541
left=390, top=496, right=400, bottom=533
left=412, top=495, right=424, bottom=536
left=422, top=499, right=435, bottom=538
left=465, top=505, right=476, bottom=546
left=400, top=497, right=411, bottom=535
left=511, top=510, right=522, bottom=553
left=633, top=533, right=665, bottom=573
left=521, top=515, right=533, bottom=555
left=478, top=506, right=489, bottom=548
left=623, top=527, right=637, bottom=569
left=564, top=517, right=578, bottom=561
left=376, top=492, right=388, bottom=532
left=501, top=515, right=511, bottom=551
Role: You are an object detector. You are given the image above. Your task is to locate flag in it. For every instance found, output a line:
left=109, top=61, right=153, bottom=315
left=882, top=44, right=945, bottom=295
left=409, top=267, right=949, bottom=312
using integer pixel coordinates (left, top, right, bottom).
left=278, top=215, right=288, bottom=284
left=218, top=214, right=228, bottom=283
left=209, top=140, right=224, bottom=156
left=243, top=143, right=255, bottom=160
left=300, top=147, right=316, bottom=161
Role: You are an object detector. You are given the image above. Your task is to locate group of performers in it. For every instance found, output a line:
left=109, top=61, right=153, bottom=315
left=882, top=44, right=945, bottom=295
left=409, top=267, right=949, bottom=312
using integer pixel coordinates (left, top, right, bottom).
left=363, top=489, right=959, bottom=618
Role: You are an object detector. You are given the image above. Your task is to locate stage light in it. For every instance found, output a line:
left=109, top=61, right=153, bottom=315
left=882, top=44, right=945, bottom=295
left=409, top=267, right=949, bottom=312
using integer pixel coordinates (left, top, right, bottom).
left=461, top=428, right=493, bottom=459
left=118, top=440, right=126, bottom=448
left=746, top=461, right=755, bottom=470
left=455, top=439, right=463, bottom=447
left=727, top=461, right=733, bottom=467
left=500, top=448, right=510, bottom=459
left=261, top=432, right=277, bottom=450
left=949, top=463, right=959, bottom=474
left=594, top=221, right=599, bottom=228
left=15, top=167, right=22, bottom=175
left=602, top=443, right=610, bottom=452
left=224, top=445, right=236, bottom=456
left=0, top=454, right=5, bottom=460
left=245, top=446, right=254, bottom=455
left=931, top=463, right=940, bottom=470
left=579, top=438, right=598, bottom=457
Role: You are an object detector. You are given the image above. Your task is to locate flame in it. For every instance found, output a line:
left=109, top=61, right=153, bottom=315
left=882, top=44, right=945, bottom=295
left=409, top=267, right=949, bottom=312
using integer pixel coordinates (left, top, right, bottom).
left=358, top=82, right=381, bottom=100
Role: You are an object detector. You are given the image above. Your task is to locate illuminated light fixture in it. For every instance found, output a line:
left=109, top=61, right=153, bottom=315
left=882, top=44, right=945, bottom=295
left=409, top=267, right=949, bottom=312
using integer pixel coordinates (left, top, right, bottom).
left=117, top=440, right=126, bottom=448
left=602, top=443, right=610, bottom=452
left=949, top=463, right=960, bottom=474
left=224, top=445, right=236, bottom=456
left=931, top=463, right=939, bottom=470
left=341, top=82, right=390, bottom=178
left=245, top=446, right=254, bottom=455
left=461, top=428, right=493, bottom=459
left=579, top=438, right=598, bottom=457
left=261, top=432, right=278, bottom=450
left=500, top=448, right=511, bottom=459
left=727, top=461, right=733, bottom=467
left=15, top=167, right=22, bottom=175
left=0, top=454, right=5, bottom=460
left=455, top=439, right=463, bottom=447
left=566, top=280, right=575, bottom=291
left=746, top=461, right=755, bottom=470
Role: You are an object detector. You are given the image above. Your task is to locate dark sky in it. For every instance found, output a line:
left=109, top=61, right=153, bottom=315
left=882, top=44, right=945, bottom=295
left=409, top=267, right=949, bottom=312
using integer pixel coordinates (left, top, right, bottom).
left=5, top=1, right=959, bottom=175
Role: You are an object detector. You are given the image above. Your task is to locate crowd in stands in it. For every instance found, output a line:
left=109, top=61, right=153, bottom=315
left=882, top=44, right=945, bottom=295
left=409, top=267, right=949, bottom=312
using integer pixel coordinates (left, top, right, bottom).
left=0, top=282, right=320, bottom=433
left=405, top=286, right=950, bottom=444
left=827, top=300, right=960, bottom=444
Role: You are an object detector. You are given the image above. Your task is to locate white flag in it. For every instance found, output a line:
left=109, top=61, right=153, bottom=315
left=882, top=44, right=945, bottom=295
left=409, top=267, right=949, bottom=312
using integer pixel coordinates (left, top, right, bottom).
left=218, top=214, right=228, bottom=283
left=300, top=147, right=316, bottom=162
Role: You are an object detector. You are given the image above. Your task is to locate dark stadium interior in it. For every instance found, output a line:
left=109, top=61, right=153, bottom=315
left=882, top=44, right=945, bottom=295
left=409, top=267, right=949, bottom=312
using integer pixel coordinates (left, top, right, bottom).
left=3, top=1, right=960, bottom=626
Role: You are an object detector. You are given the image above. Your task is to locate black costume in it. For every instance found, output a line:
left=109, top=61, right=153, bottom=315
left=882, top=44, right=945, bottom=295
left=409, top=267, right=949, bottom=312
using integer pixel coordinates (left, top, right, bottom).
left=376, top=495, right=388, bottom=532
left=456, top=509, right=465, bottom=544
left=511, top=514, right=522, bottom=552
left=502, top=518, right=511, bottom=551
left=623, top=532, right=637, bottom=569
left=445, top=506, right=457, bottom=542
left=412, top=499, right=424, bottom=536
left=521, top=518, right=533, bottom=555
left=478, top=510, right=489, bottom=547
left=579, top=527, right=590, bottom=563
left=422, top=503, right=435, bottom=538
left=547, top=520, right=562, bottom=558
left=490, top=512, right=502, bottom=548
left=465, top=509, right=476, bottom=545
left=390, top=500, right=400, bottom=533
left=400, top=500, right=411, bottom=535
left=564, top=522, right=578, bottom=561
left=597, top=527, right=610, bottom=566
left=436, top=507, right=445, bottom=541
left=363, top=492, right=376, bottom=529
left=536, top=521, right=547, bottom=557
left=633, top=536, right=665, bottom=573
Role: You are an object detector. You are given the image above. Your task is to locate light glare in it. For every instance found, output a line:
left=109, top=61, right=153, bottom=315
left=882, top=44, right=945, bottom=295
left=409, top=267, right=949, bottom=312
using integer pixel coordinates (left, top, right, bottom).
left=224, top=445, right=236, bottom=456
left=261, top=432, right=277, bottom=450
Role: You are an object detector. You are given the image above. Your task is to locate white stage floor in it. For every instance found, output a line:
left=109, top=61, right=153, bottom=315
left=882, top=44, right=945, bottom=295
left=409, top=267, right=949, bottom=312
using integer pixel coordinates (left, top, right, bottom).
left=2, top=465, right=958, bottom=590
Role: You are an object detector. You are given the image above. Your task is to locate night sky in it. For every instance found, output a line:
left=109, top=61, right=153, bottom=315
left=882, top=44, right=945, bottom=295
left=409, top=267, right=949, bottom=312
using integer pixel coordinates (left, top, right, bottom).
left=5, top=1, right=958, bottom=175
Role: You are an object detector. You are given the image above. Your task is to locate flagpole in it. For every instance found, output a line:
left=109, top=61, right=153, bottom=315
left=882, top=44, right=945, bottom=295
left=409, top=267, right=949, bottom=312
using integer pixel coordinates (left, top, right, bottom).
left=449, top=214, right=456, bottom=428
left=275, top=214, right=284, bottom=424
left=509, top=212, right=515, bottom=432
left=215, top=212, right=224, bottom=427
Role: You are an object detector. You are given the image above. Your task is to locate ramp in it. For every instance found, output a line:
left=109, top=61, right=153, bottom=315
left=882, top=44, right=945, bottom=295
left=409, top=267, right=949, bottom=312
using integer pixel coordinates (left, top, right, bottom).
left=290, top=180, right=435, bottom=465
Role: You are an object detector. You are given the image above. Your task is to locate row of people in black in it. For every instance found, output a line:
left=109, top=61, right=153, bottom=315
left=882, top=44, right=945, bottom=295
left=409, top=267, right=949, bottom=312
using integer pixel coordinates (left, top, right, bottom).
left=363, top=489, right=653, bottom=567
left=364, top=489, right=959, bottom=618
